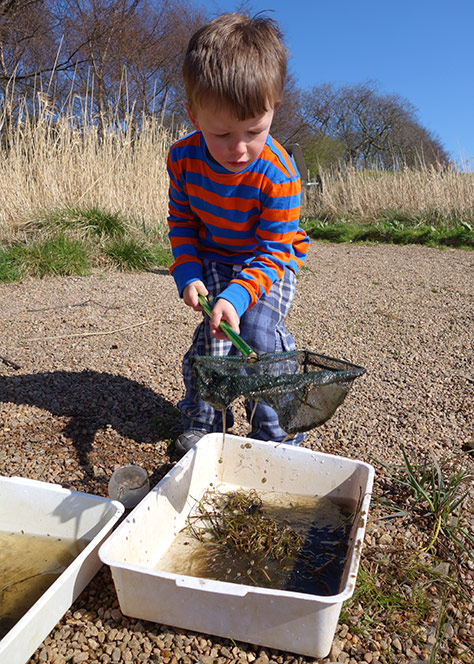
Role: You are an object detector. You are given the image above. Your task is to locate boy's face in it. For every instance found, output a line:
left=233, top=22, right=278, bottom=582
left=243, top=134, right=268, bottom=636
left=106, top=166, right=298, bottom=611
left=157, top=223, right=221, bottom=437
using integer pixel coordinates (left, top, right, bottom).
left=186, top=102, right=274, bottom=173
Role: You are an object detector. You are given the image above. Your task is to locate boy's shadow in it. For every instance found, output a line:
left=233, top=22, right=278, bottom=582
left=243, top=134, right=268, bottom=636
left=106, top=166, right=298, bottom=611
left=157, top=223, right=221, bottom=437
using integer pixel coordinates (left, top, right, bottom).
left=0, top=370, right=181, bottom=478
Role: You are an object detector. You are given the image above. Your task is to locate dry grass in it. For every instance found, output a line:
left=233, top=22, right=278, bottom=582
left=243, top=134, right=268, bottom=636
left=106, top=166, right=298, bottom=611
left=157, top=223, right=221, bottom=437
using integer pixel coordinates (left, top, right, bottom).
left=305, top=162, right=474, bottom=225
left=0, top=95, right=175, bottom=244
left=1, top=92, right=473, bottom=247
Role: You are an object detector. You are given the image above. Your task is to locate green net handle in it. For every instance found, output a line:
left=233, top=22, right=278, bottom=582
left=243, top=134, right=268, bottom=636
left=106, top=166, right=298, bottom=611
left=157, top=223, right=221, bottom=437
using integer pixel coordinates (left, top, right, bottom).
left=198, top=295, right=257, bottom=360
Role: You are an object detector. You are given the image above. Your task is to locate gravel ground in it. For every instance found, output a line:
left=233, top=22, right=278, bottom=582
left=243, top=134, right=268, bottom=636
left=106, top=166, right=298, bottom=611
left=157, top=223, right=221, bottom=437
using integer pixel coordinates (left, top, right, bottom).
left=0, top=242, right=473, bottom=663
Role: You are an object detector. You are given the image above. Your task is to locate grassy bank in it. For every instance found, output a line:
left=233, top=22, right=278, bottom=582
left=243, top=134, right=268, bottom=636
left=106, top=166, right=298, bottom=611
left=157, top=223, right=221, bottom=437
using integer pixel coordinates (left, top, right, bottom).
left=0, top=206, right=173, bottom=283
left=302, top=218, right=474, bottom=249
left=1, top=104, right=473, bottom=283
left=2, top=213, right=472, bottom=283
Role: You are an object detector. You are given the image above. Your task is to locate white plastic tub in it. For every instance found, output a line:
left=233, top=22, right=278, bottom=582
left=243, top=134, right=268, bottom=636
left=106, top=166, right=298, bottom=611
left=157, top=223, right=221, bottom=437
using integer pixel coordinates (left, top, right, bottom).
left=0, top=476, right=124, bottom=664
left=100, top=434, right=374, bottom=658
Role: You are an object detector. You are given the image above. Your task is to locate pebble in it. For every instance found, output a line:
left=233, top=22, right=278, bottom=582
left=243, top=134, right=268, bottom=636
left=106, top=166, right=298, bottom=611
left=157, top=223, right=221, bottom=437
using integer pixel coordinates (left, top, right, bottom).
left=392, top=637, right=402, bottom=651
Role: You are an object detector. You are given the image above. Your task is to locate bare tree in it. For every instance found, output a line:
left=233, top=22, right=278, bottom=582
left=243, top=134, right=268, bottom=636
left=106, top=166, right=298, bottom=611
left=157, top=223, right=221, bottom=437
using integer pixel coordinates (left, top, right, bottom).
left=0, top=0, right=206, bottom=144
left=58, top=0, right=205, bottom=127
left=271, top=73, right=305, bottom=145
left=0, top=0, right=60, bottom=147
left=300, top=82, right=449, bottom=168
left=0, top=1, right=56, bottom=86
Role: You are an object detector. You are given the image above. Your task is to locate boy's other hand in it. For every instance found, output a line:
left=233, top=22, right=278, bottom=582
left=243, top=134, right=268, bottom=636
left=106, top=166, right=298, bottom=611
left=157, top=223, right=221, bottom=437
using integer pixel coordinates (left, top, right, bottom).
left=183, top=281, right=208, bottom=311
left=210, top=298, right=240, bottom=339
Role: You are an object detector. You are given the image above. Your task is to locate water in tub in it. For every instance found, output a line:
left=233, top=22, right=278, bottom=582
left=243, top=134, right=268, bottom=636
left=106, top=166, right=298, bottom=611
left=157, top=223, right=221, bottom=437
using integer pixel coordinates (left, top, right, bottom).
left=0, top=530, right=88, bottom=638
left=155, top=489, right=354, bottom=596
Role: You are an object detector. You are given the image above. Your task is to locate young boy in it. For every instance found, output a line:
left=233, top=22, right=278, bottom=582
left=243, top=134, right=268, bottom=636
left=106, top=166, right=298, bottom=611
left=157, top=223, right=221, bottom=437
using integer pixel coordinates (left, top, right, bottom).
left=167, top=12, right=310, bottom=456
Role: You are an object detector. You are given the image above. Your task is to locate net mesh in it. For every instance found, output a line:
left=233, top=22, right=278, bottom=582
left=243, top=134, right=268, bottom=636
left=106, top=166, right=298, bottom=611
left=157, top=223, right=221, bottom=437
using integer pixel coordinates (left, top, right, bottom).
left=190, top=350, right=365, bottom=434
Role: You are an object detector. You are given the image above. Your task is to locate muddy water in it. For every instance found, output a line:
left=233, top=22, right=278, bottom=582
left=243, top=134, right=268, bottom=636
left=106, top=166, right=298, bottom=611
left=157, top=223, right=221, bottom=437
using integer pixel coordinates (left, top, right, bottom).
left=0, top=531, right=88, bottom=638
left=155, top=491, right=353, bottom=596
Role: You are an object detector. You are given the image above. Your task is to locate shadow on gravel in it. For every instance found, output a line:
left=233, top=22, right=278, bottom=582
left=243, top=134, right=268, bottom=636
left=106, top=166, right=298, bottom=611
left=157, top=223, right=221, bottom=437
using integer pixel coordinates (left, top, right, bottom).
left=0, top=370, right=181, bottom=470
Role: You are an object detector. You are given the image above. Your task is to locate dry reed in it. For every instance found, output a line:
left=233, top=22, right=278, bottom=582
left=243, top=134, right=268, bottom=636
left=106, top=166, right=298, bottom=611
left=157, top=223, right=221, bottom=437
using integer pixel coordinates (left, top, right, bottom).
left=305, top=162, right=474, bottom=225
left=0, top=92, right=175, bottom=244
left=1, top=89, right=473, bottom=246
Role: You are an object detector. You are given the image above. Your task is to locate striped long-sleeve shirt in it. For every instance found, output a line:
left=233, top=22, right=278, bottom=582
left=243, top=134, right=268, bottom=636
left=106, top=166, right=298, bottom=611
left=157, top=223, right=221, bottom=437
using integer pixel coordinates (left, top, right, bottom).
left=167, top=130, right=310, bottom=318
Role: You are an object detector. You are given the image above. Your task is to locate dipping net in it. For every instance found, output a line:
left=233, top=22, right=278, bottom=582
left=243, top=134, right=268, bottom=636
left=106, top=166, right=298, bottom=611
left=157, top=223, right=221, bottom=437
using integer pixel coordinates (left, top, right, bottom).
left=190, top=350, right=365, bottom=435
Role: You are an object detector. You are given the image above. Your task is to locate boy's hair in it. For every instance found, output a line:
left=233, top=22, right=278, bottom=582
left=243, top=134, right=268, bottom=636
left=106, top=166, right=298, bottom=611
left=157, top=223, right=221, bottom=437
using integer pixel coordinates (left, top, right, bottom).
left=183, top=12, right=287, bottom=120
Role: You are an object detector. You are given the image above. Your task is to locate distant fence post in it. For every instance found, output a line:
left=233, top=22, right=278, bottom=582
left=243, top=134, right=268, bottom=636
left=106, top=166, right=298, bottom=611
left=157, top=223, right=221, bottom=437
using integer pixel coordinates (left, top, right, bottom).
left=285, top=143, right=322, bottom=210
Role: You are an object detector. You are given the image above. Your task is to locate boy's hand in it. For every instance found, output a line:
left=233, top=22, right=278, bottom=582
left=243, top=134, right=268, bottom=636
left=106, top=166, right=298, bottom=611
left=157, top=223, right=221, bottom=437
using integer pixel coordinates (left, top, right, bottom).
left=210, top=298, right=240, bottom=339
left=183, top=281, right=208, bottom=311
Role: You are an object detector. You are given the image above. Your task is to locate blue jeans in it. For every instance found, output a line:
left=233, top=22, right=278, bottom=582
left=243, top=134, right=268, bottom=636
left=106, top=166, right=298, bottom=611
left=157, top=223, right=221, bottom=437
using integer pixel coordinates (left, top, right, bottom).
left=178, top=260, right=304, bottom=444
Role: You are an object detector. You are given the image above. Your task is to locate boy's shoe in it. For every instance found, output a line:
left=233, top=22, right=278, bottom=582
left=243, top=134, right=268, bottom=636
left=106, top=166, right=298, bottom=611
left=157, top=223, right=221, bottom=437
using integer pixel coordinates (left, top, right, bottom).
left=174, top=429, right=207, bottom=457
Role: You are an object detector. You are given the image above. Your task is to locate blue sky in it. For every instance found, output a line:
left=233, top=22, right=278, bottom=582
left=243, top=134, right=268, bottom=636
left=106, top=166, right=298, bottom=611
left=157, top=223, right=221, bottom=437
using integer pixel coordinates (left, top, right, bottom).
left=203, top=0, right=474, bottom=167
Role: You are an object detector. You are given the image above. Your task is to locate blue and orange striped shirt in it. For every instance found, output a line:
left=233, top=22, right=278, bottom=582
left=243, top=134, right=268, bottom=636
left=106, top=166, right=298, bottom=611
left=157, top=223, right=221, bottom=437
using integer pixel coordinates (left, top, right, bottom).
left=167, top=131, right=310, bottom=318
